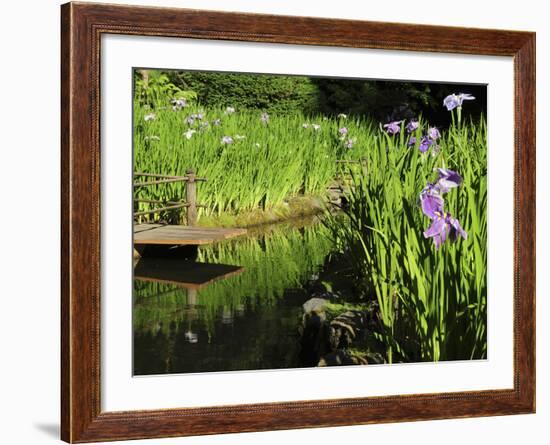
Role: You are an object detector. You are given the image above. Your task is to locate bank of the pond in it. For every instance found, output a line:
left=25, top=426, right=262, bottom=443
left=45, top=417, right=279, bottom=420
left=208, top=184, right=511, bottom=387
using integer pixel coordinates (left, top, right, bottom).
left=196, top=195, right=327, bottom=228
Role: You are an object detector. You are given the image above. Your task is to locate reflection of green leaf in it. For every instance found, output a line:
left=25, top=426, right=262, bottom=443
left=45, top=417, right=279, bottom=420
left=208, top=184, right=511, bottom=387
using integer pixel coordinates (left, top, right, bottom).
left=134, top=222, right=332, bottom=337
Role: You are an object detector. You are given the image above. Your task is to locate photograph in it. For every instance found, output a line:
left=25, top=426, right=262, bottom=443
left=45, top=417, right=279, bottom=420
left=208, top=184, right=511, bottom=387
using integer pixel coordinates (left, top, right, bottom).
left=132, top=69, right=488, bottom=375
left=0, top=0, right=542, bottom=441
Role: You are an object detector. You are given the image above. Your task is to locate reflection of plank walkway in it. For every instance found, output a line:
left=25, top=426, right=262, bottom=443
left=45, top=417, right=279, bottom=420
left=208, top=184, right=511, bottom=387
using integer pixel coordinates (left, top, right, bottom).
left=134, top=224, right=247, bottom=246
left=134, top=259, right=244, bottom=290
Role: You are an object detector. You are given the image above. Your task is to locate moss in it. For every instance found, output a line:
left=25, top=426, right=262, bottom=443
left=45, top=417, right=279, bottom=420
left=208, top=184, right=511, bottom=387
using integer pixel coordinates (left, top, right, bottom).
left=325, top=302, right=369, bottom=318
left=346, top=346, right=370, bottom=356
left=197, top=195, right=326, bottom=228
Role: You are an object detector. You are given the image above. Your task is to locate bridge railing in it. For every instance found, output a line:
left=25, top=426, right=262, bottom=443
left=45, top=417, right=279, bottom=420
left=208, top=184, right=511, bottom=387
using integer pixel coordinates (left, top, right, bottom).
left=133, top=168, right=206, bottom=226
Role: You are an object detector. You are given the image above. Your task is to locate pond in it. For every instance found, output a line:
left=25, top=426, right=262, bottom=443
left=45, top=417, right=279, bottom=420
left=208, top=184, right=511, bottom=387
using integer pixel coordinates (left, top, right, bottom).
left=133, top=217, right=345, bottom=375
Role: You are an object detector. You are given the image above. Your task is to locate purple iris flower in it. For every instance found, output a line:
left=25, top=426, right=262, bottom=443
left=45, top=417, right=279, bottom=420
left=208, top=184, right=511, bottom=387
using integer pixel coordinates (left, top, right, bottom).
left=338, top=127, right=349, bottom=135
left=435, top=168, right=463, bottom=193
left=459, top=93, right=475, bottom=102
left=419, top=168, right=467, bottom=248
left=344, top=138, right=355, bottom=148
left=383, top=120, right=402, bottom=134
left=221, top=136, right=233, bottom=145
left=443, top=93, right=476, bottom=111
left=420, top=186, right=445, bottom=220
left=406, top=120, right=419, bottom=133
left=419, top=136, right=433, bottom=153
left=212, top=119, right=221, bottom=126
left=171, top=98, right=187, bottom=111
left=428, top=127, right=441, bottom=140
left=420, top=181, right=439, bottom=198
left=408, top=136, right=417, bottom=146
left=185, top=116, right=195, bottom=125
left=443, top=95, right=459, bottom=111
left=424, top=212, right=467, bottom=249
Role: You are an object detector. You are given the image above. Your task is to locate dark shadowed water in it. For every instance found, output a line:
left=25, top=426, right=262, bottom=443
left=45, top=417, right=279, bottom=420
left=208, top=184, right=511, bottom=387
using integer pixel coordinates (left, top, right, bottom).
left=133, top=288, right=308, bottom=375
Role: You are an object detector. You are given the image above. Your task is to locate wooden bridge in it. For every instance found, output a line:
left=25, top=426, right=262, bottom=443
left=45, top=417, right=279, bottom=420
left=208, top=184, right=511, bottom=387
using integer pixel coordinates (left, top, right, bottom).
left=134, top=224, right=247, bottom=246
left=133, top=169, right=246, bottom=256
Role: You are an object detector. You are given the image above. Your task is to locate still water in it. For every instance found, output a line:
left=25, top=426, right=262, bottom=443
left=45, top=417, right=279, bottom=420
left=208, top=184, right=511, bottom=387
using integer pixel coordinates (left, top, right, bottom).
left=133, top=220, right=336, bottom=375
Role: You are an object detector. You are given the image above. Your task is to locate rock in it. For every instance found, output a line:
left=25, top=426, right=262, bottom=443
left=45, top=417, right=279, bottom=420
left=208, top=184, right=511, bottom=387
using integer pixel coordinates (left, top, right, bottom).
left=329, top=310, right=370, bottom=349
left=318, top=349, right=369, bottom=367
left=302, top=297, right=329, bottom=317
left=300, top=298, right=376, bottom=367
left=364, top=352, right=385, bottom=365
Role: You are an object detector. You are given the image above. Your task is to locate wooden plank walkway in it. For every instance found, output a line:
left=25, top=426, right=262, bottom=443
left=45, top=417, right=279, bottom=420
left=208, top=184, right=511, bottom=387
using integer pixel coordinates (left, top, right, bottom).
left=134, top=259, right=244, bottom=290
left=133, top=224, right=247, bottom=246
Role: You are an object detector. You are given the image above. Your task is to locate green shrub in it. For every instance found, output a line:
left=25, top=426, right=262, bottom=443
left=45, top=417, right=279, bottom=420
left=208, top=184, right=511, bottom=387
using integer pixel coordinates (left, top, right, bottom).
left=168, top=71, right=319, bottom=114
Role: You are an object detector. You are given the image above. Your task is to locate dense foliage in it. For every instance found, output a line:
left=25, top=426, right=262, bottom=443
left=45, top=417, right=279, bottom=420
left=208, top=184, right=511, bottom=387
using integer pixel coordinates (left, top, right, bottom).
left=136, top=70, right=486, bottom=123
left=325, top=117, right=487, bottom=362
left=167, top=71, right=319, bottom=114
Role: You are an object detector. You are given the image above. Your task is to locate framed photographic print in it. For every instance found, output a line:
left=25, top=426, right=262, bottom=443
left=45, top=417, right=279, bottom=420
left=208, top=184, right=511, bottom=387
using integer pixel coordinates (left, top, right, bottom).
left=61, top=2, right=536, bottom=442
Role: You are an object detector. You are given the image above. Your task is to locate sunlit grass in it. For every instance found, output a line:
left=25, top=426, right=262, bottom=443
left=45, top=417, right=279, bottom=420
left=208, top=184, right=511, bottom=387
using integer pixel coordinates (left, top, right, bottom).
left=134, top=98, right=375, bottom=221
left=324, top=118, right=487, bottom=362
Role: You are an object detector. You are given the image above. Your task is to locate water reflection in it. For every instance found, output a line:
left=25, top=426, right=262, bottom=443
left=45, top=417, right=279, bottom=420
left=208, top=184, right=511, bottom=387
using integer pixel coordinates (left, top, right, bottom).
left=133, top=219, right=334, bottom=375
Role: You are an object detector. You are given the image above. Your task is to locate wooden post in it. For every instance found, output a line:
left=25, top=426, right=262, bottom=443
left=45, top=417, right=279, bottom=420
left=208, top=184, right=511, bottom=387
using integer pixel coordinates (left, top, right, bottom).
left=187, top=288, right=197, bottom=307
left=186, top=168, right=197, bottom=226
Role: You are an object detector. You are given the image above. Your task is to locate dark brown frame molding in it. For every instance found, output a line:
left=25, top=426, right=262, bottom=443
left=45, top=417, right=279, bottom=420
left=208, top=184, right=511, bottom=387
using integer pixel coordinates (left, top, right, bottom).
left=61, top=2, right=536, bottom=442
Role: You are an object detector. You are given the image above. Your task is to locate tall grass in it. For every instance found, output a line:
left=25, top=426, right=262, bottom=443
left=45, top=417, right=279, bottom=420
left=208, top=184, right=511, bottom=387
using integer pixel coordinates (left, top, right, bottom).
left=134, top=97, right=376, bottom=221
left=325, top=118, right=487, bottom=362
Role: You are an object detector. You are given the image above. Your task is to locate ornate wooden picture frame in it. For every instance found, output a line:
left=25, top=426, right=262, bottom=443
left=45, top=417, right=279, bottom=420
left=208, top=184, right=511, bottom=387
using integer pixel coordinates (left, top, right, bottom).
left=61, top=2, right=535, bottom=442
